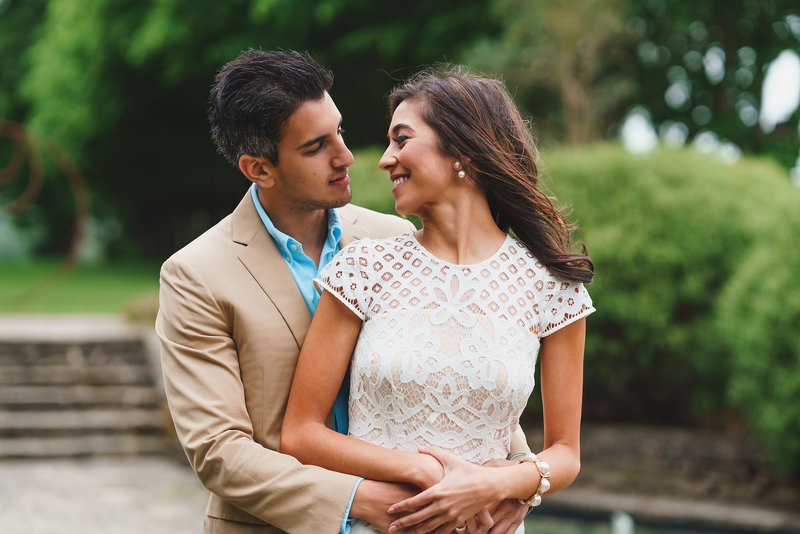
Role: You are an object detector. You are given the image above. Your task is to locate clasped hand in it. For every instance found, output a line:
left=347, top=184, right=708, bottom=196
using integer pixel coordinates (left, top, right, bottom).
left=386, top=447, right=527, bottom=534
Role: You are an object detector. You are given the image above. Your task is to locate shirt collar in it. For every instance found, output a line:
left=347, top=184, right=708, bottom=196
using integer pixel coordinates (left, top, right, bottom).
left=250, top=183, right=342, bottom=258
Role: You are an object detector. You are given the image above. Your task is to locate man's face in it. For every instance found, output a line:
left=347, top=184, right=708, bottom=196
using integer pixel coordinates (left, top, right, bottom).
left=267, top=91, right=354, bottom=212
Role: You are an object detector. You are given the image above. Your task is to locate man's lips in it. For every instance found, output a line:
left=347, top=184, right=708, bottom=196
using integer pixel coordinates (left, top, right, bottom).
left=330, top=173, right=350, bottom=186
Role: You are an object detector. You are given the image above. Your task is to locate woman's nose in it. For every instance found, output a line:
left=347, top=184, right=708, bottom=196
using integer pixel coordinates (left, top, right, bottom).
left=379, top=146, right=397, bottom=170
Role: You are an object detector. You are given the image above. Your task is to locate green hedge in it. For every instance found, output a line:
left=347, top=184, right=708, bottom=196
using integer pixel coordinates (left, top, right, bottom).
left=543, top=144, right=796, bottom=423
left=717, top=209, right=800, bottom=475
left=547, top=144, right=800, bottom=475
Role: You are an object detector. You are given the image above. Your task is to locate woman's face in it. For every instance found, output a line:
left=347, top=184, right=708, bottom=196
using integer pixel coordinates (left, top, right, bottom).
left=378, top=99, right=458, bottom=216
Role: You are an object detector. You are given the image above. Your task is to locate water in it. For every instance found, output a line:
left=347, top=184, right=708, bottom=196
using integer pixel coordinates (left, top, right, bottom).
left=525, top=512, right=754, bottom=534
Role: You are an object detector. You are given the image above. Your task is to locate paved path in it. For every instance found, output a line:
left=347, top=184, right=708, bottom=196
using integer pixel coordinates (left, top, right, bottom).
left=0, top=457, right=208, bottom=534
left=4, top=455, right=799, bottom=534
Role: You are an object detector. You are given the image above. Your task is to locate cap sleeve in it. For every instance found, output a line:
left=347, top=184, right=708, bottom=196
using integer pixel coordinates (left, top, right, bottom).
left=315, top=241, right=374, bottom=320
left=537, top=271, right=595, bottom=338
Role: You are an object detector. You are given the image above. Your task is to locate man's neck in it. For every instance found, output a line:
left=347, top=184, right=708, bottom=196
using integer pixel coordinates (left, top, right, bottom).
left=258, top=191, right=329, bottom=266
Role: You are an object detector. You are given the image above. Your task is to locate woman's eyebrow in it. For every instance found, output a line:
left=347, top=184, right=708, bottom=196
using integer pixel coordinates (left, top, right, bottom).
left=388, top=123, right=414, bottom=139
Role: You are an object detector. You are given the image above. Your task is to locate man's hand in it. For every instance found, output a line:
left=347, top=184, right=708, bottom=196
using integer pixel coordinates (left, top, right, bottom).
left=484, top=498, right=527, bottom=534
left=350, top=480, right=418, bottom=533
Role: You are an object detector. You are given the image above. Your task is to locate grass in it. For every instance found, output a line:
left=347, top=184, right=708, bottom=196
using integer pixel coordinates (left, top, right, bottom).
left=0, top=258, right=160, bottom=314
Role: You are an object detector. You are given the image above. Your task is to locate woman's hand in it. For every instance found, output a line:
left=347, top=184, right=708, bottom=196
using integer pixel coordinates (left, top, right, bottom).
left=386, top=446, right=502, bottom=534
left=412, top=449, right=446, bottom=490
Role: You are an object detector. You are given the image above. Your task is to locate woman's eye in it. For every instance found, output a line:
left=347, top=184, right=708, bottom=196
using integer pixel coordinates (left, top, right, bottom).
left=338, top=127, right=346, bottom=136
left=392, top=135, right=409, bottom=144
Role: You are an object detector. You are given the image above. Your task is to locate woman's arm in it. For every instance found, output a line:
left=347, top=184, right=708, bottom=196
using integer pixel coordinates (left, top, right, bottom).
left=385, top=318, right=587, bottom=533
left=280, top=291, right=444, bottom=490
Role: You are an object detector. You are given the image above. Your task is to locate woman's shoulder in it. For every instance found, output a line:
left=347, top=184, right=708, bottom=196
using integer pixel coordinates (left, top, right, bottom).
left=506, top=236, right=545, bottom=271
left=507, top=237, right=587, bottom=289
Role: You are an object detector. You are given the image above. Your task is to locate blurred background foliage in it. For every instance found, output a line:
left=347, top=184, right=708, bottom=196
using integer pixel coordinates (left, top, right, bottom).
left=2, top=0, right=798, bottom=258
left=543, top=145, right=800, bottom=475
left=1, top=0, right=800, bottom=475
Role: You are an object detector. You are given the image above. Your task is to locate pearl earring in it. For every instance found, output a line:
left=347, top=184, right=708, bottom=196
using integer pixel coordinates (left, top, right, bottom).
left=454, top=161, right=466, bottom=179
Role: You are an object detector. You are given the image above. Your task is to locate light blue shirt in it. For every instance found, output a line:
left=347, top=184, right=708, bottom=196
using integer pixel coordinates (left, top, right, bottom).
left=250, top=184, right=361, bottom=533
left=250, top=183, right=342, bottom=314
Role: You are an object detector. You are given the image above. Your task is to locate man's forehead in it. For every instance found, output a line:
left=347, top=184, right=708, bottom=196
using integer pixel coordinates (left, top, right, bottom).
left=283, top=92, right=341, bottom=143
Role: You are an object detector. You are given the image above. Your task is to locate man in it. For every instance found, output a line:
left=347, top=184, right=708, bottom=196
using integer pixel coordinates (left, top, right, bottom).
left=156, top=49, right=529, bottom=533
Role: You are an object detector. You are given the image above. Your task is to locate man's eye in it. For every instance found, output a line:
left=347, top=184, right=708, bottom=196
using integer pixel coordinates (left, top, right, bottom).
left=307, top=142, right=323, bottom=154
left=338, top=127, right=346, bottom=136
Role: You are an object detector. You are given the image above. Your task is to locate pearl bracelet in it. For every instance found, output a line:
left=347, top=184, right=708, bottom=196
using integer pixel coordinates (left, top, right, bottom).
left=517, top=453, right=551, bottom=508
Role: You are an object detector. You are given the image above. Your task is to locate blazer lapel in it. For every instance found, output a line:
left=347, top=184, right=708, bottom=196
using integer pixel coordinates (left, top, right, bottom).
left=338, top=204, right=366, bottom=246
left=231, top=193, right=311, bottom=348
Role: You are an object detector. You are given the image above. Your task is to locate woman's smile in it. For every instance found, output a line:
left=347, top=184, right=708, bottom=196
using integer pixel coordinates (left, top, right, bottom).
left=390, top=173, right=410, bottom=192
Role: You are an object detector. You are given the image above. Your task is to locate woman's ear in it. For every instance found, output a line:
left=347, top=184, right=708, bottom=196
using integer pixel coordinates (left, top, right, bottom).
left=238, top=154, right=276, bottom=188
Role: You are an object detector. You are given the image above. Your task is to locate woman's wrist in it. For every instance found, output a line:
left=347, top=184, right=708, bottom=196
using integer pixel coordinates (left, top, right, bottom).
left=498, top=458, right=542, bottom=501
left=411, top=451, right=444, bottom=489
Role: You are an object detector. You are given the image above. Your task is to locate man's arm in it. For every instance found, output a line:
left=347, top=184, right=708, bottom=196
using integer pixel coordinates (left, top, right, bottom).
left=509, top=424, right=531, bottom=457
left=157, top=256, right=357, bottom=533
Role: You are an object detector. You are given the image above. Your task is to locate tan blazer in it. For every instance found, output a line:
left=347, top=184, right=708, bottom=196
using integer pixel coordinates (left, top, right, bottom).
left=156, top=192, right=416, bottom=533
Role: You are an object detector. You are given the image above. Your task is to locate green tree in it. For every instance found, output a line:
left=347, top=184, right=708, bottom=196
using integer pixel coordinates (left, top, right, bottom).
left=463, top=0, right=800, bottom=173
left=627, top=0, right=800, bottom=168
left=464, top=0, right=634, bottom=145
left=0, top=0, right=46, bottom=121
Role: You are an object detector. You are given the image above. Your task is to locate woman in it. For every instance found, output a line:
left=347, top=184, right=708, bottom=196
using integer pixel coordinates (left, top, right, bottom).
left=281, top=67, right=594, bottom=534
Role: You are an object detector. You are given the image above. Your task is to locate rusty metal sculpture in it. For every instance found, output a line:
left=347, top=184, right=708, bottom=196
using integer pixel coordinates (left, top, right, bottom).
left=0, top=119, right=92, bottom=304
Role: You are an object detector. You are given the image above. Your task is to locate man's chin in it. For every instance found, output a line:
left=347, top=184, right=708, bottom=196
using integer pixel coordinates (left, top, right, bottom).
left=330, top=190, right=352, bottom=208
left=299, top=193, right=351, bottom=211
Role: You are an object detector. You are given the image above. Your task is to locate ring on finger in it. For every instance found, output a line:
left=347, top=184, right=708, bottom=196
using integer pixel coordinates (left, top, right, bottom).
left=455, top=525, right=467, bottom=533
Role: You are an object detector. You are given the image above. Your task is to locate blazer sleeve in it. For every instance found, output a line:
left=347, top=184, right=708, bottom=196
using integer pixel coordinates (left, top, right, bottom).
left=509, top=424, right=532, bottom=456
left=156, top=255, right=358, bottom=533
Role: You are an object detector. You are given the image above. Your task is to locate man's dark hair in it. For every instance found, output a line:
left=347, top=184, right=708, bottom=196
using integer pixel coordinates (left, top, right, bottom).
left=209, top=49, right=333, bottom=166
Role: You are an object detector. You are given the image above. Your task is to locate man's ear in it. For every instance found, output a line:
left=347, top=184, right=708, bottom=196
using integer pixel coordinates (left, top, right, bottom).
left=238, top=155, right=276, bottom=188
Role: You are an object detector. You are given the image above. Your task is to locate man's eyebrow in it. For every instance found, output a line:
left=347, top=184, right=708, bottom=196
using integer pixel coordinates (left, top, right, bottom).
left=388, top=123, right=413, bottom=139
left=296, top=118, right=343, bottom=150
left=296, top=133, right=328, bottom=150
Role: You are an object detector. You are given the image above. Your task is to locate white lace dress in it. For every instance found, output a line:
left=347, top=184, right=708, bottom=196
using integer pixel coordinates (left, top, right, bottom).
left=316, top=234, right=594, bottom=534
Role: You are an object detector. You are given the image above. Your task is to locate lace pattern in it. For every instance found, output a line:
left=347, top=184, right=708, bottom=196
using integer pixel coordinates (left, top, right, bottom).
left=316, top=234, right=594, bottom=533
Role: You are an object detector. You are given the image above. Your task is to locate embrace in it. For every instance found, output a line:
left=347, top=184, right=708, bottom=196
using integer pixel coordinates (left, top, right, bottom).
left=156, top=49, right=594, bottom=534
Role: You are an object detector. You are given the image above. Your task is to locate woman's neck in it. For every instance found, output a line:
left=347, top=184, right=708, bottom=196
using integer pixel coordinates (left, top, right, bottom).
left=415, top=193, right=506, bottom=265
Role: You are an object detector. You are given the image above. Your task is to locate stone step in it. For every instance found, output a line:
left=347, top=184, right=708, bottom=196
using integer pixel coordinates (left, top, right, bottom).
left=0, top=408, right=166, bottom=436
left=0, top=341, right=148, bottom=367
left=0, top=434, right=170, bottom=458
left=0, top=385, right=160, bottom=408
left=0, top=364, right=153, bottom=386
left=0, top=316, right=175, bottom=459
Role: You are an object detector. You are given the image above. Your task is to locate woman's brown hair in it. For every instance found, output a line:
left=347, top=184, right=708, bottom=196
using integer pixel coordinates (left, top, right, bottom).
left=388, top=67, right=594, bottom=284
